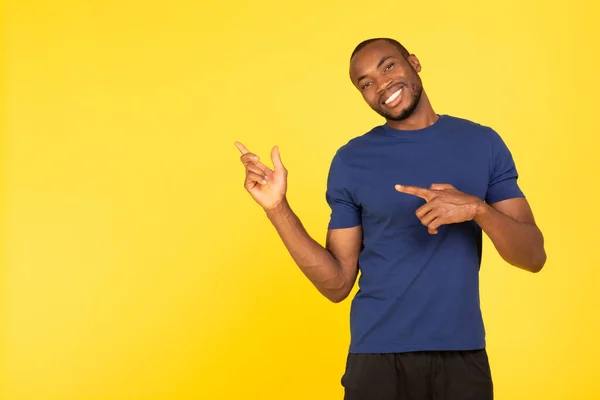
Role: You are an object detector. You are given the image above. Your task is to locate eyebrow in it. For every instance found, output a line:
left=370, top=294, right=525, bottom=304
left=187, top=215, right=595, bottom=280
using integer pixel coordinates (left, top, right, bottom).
left=356, top=56, right=394, bottom=85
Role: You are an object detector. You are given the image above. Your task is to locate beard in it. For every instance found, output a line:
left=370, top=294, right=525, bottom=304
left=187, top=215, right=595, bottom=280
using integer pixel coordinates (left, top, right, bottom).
left=374, top=73, right=423, bottom=122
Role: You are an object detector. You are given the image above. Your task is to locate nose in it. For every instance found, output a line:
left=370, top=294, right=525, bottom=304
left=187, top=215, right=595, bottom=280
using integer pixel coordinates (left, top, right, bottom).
left=376, top=77, right=393, bottom=94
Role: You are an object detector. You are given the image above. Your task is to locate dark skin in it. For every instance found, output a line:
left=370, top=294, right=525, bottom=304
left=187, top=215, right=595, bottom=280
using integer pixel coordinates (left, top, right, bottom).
left=235, top=39, right=546, bottom=303
left=349, top=40, right=437, bottom=130
left=234, top=141, right=361, bottom=303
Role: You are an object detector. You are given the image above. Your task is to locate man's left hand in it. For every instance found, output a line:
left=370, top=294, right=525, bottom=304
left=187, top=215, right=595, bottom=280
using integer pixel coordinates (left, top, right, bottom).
left=395, top=183, right=484, bottom=234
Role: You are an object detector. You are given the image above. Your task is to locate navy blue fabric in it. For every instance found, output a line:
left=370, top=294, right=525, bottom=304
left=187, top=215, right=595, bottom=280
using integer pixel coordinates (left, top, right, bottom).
left=325, top=114, right=524, bottom=353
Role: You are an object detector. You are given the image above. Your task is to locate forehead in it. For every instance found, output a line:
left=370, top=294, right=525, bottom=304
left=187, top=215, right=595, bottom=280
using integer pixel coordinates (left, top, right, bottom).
left=349, top=40, right=404, bottom=80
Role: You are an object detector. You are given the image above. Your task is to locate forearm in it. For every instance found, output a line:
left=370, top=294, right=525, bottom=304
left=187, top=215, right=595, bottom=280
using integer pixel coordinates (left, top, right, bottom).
left=264, top=198, right=349, bottom=301
left=474, top=202, right=546, bottom=272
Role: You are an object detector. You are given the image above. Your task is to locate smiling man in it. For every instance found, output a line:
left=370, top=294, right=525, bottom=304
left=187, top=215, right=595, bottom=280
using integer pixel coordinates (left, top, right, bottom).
left=235, top=38, right=546, bottom=400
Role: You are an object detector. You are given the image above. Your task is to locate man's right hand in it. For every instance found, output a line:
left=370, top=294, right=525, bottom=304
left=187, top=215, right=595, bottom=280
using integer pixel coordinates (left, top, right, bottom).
left=235, top=141, right=361, bottom=303
left=235, top=141, right=288, bottom=211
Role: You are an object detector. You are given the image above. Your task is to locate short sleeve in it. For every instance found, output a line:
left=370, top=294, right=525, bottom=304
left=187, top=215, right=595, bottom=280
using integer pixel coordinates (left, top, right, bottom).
left=485, top=129, right=525, bottom=204
left=325, top=152, right=361, bottom=229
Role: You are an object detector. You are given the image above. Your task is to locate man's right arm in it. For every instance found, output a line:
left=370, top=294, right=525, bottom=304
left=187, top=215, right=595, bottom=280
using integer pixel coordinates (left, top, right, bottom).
left=234, top=141, right=361, bottom=303
left=266, top=198, right=361, bottom=303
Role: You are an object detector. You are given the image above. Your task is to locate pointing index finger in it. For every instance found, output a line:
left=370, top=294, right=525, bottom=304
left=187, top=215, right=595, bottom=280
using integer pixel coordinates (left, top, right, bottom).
left=234, top=141, right=250, bottom=155
left=395, top=184, right=433, bottom=201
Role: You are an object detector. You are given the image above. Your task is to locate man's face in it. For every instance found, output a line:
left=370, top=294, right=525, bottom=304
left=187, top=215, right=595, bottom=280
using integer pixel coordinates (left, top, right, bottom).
left=349, top=40, right=424, bottom=122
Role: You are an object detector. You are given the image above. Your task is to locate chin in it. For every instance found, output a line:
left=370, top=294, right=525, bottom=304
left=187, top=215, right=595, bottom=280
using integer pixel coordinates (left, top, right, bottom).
left=390, top=110, right=410, bottom=120
left=388, top=99, right=420, bottom=121
left=383, top=108, right=412, bottom=121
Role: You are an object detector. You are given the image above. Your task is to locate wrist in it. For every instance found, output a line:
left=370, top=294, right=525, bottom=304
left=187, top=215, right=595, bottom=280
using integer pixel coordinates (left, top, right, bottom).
left=473, top=198, right=490, bottom=222
left=264, top=197, right=290, bottom=218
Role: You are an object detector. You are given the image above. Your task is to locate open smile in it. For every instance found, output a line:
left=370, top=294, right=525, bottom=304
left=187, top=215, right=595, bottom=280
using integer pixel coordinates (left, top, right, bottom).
left=382, top=86, right=404, bottom=108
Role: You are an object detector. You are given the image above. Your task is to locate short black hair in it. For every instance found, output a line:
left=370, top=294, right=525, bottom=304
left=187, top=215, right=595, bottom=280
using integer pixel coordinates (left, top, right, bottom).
left=350, top=38, right=411, bottom=60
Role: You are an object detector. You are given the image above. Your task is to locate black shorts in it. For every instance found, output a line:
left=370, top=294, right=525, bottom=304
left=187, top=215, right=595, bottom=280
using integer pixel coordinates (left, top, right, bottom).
left=341, top=349, right=493, bottom=400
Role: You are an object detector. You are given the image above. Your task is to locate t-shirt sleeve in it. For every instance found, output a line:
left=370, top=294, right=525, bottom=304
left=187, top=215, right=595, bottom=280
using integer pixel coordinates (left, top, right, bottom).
left=485, top=129, right=525, bottom=204
left=325, top=152, right=361, bottom=229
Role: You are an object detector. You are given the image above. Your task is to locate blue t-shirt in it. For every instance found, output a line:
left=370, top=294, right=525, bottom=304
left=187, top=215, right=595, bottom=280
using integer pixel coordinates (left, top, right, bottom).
left=325, top=114, right=524, bottom=354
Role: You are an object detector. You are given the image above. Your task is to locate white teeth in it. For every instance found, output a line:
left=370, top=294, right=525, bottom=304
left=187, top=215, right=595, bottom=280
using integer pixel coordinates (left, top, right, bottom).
left=385, top=89, right=402, bottom=104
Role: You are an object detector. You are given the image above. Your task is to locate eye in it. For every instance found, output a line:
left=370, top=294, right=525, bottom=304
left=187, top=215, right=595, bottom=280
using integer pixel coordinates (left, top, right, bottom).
left=361, top=81, right=372, bottom=90
left=384, top=62, right=395, bottom=71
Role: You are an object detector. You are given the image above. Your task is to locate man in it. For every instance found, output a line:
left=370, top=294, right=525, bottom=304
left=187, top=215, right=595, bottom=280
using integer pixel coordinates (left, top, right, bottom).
left=234, top=38, right=546, bottom=399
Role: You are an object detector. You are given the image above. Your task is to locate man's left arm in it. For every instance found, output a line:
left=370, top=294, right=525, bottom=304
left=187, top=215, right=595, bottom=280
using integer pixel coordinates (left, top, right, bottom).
left=474, top=197, right=546, bottom=273
left=395, top=182, right=547, bottom=273
left=395, top=127, right=545, bottom=272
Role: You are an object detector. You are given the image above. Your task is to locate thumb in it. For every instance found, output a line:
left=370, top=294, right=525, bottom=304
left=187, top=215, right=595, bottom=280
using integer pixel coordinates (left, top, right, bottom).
left=271, top=145, right=286, bottom=172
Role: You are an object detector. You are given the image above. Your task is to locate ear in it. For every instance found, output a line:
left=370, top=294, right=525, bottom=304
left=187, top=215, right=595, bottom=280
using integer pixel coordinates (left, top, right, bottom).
left=406, top=54, right=422, bottom=73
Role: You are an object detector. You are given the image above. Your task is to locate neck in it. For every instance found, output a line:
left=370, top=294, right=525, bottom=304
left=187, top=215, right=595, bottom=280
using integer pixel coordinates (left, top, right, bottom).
left=385, top=91, right=438, bottom=131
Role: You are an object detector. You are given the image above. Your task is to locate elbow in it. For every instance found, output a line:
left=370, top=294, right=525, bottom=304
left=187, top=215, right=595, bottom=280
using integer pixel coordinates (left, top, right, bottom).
left=326, top=286, right=352, bottom=303
left=322, top=275, right=353, bottom=303
left=518, top=228, right=547, bottom=273
left=508, top=248, right=546, bottom=273
left=527, top=263, right=544, bottom=274
left=530, top=254, right=547, bottom=273
left=525, top=249, right=547, bottom=273
left=328, top=291, right=350, bottom=303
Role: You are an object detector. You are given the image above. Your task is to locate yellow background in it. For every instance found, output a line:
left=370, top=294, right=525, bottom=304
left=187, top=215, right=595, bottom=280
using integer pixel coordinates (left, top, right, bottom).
left=3, top=0, right=599, bottom=399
